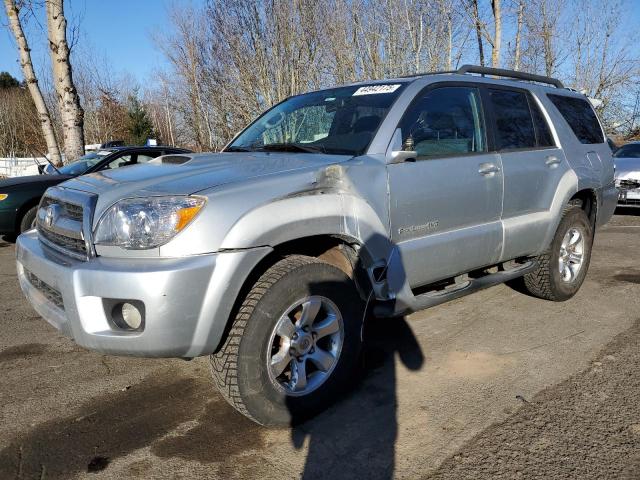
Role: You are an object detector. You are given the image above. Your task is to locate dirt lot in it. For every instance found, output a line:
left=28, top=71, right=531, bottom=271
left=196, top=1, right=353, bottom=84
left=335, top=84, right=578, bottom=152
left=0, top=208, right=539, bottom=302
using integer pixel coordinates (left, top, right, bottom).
left=1, top=210, right=639, bottom=480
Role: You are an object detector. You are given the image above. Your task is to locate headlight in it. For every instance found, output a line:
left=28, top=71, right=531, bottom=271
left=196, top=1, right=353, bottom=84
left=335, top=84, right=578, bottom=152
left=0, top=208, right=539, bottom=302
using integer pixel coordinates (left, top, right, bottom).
left=94, top=196, right=206, bottom=249
left=0, top=194, right=8, bottom=201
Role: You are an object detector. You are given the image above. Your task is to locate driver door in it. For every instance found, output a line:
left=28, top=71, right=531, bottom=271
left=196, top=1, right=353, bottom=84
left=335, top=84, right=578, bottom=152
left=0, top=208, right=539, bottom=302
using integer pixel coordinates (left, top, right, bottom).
left=387, top=85, right=504, bottom=288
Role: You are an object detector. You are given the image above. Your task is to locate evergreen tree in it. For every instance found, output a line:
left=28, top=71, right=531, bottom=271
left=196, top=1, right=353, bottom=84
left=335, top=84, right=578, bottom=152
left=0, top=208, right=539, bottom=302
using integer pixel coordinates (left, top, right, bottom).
left=0, top=71, right=20, bottom=89
left=126, top=94, right=155, bottom=145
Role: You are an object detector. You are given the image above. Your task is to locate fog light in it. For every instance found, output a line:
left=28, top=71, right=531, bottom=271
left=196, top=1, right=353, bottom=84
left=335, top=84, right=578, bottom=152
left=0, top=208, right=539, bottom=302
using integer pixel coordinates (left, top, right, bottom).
left=121, top=302, right=142, bottom=329
left=111, top=301, right=144, bottom=331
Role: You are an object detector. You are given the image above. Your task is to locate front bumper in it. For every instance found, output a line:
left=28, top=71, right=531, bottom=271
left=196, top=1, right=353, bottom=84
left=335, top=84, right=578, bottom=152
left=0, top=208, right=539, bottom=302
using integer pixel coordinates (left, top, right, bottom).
left=617, top=188, right=640, bottom=207
left=16, top=231, right=271, bottom=357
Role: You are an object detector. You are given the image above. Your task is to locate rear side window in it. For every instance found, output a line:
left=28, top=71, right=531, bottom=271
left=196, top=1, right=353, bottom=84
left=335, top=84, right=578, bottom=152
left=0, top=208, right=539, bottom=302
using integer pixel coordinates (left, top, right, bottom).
left=548, top=94, right=604, bottom=144
left=399, top=86, right=486, bottom=158
left=489, top=89, right=536, bottom=150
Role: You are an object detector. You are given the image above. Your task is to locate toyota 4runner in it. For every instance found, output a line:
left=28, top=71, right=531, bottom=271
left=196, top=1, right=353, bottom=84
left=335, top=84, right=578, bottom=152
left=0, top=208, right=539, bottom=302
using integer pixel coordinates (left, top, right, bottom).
left=16, top=66, right=618, bottom=425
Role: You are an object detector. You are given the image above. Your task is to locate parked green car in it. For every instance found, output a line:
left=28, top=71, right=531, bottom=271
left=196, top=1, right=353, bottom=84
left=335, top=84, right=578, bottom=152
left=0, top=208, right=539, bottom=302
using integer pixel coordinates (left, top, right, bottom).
left=0, top=146, right=190, bottom=237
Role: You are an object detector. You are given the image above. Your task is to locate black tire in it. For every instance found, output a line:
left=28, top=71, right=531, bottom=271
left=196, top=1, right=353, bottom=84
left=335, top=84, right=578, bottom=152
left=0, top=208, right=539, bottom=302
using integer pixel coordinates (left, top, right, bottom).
left=210, top=255, right=364, bottom=426
left=522, top=206, right=593, bottom=301
left=19, top=206, right=38, bottom=233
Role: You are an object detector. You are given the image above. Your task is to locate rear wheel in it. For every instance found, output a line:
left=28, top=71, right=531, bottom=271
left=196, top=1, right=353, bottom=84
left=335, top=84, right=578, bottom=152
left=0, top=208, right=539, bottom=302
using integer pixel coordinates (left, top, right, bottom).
left=210, top=255, right=364, bottom=425
left=522, top=206, right=593, bottom=301
left=19, top=206, right=38, bottom=233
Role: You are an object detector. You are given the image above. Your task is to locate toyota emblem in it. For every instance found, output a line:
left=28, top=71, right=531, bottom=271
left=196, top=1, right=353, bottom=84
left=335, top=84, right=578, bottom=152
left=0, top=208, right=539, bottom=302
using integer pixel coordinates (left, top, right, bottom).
left=44, top=204, right=59, bottom=228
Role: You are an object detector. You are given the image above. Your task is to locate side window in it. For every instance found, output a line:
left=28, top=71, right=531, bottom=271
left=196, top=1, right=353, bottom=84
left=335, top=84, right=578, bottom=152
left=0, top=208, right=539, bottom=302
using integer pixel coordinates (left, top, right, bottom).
left=104, top=154, right=132, bottom=170
left=547, top=94, right=604, bottom=144
left=399, top=86, right=486, bottom=158
left=529, top=98, right=555, bottom=147
left=489, top=89, right=536, bottom=150
left=136, top=154, right=156, bottom=164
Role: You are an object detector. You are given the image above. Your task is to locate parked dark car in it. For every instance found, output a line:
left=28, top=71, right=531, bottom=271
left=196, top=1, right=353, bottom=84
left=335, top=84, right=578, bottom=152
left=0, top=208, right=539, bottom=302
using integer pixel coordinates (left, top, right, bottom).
left=0, top=146, right=191, bottom=236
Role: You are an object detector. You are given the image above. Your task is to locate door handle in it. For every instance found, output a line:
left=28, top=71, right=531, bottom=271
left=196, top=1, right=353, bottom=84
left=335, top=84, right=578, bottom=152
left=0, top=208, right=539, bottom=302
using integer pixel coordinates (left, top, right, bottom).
left=545, top=155, right=561, bottom=167
left=478, top=163, right=501, bottom=176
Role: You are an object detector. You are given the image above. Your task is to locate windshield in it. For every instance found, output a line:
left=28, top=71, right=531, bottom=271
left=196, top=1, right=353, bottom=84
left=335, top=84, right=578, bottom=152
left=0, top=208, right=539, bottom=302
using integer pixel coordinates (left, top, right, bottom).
left=614, top=143, right=640, bottom=158
left=227, top=83, right=407, bottom=156
left=57, top=151, right=111, bottom=175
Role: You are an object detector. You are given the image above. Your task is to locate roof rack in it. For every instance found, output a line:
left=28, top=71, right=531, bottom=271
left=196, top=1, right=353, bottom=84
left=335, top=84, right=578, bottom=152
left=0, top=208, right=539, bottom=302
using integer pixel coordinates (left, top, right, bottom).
left=456, top=65, right=564, bottom=89
left=397, top=69, right=458, bottom=79
left=402, top=65, right=564, bottom=89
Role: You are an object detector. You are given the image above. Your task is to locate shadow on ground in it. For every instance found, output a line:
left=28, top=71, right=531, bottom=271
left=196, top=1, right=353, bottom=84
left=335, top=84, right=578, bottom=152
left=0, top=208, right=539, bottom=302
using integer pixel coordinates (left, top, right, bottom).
left=0, top=367, right=264, bottom=479
left=289, top=316, right=425, bottom=480
left=0, top=317, right=425, bottom=479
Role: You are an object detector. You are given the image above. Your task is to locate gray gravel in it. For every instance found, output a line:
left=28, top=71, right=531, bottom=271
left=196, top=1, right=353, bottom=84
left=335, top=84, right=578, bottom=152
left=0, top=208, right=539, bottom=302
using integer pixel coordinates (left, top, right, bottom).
left=0, top=209, right=639, bottom=479
left=426, top=318, right=640, bottom=480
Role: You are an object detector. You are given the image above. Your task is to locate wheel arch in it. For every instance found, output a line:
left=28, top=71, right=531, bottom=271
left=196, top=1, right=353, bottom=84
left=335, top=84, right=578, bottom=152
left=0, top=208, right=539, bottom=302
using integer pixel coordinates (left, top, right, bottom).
left=569, top=188, right=598, bottom=228
left=212, top=233, right=377, bottom=355
left=14, top=196, right=42, bottom=232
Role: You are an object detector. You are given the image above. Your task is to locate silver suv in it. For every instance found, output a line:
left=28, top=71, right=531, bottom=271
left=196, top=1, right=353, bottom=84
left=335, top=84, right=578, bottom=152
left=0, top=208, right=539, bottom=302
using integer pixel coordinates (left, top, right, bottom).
left=16, top=66, right=618, bottom=425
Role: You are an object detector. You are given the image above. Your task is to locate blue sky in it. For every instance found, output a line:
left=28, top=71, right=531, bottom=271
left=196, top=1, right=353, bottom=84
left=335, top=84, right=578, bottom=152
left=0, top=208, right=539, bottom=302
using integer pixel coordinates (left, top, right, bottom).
left=2, top=0, right=640, bottom=84
left=0, top=0, right=205, bottom=82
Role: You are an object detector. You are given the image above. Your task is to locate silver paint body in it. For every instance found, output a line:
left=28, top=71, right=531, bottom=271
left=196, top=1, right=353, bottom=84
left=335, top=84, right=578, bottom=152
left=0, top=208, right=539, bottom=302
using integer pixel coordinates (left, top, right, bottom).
left=15, top=74, right=618, bottom=358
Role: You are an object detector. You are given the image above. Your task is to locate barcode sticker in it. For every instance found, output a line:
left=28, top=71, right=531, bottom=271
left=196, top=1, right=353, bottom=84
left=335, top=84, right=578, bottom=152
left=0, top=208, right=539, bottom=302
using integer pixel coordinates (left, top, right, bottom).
left=353, top=84, right=401, bottom=96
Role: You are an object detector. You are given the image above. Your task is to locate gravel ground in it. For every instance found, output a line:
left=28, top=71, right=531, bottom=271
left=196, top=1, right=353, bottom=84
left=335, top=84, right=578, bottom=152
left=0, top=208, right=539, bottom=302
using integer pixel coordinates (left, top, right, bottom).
left=426, top=318, right=640, bottom=479
left=0, top=209, right=639, bottom=479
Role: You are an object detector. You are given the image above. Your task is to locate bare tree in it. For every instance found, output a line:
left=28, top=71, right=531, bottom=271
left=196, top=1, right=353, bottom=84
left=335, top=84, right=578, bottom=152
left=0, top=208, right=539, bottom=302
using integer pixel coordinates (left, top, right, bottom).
left=465, top=0, right=502, bottom=68
left=512, top=0, right=524, bottom=70
left=570, top=0, right=639, bottom=130
left=491, top=0, right=501, bottom=67
left=3, top=0, right=62, bottom=165
left=45, top=0, right=85, bottom=161
left=145, top=0, right=639, bottom=144
left=467, top=0, right=486, bottom=66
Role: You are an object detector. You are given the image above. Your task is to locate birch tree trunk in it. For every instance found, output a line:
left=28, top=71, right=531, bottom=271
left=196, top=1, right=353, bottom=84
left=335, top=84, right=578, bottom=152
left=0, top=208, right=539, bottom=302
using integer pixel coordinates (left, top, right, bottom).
left=45, top=0, right=85, bottom=162
left=4, top=0, right=62, bottom=165
left=491, top=0, right=501, bottom=68
left=540, top=0, right=555, bottom=77
left=513, top=0, right=524, bottom=70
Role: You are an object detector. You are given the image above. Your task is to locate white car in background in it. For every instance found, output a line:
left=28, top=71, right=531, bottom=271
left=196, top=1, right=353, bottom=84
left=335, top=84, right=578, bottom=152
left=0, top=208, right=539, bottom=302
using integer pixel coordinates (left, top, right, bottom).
left=614, top=141, right=640, bottom=207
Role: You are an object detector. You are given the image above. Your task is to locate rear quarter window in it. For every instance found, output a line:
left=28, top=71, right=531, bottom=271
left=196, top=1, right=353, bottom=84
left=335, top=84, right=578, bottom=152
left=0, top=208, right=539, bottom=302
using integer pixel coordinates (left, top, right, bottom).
left=547, top=94, right=604, bottom=144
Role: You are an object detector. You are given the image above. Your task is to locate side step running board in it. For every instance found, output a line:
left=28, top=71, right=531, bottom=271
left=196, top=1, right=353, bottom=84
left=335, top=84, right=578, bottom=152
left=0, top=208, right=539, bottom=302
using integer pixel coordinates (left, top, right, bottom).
left=410, top=260, right=537, bottom=311
left=374, top=260, right=537, bottom=317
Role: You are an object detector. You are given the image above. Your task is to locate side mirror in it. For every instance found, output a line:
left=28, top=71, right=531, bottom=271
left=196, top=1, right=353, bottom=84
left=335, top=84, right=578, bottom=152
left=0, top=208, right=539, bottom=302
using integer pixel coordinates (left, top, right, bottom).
left=389, top=150, right=418, bottom=164
left=386, top=128, right=418, bottom=164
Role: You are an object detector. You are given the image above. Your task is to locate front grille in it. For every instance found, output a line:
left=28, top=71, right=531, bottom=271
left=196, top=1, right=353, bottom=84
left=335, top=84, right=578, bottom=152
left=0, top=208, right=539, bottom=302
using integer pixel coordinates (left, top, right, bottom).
left=25, top=269, right=64, bottom=310
left=619, top=197, right=640, bottom=205
left=39, top=196, right=84, bottom=221
left=36, top=188, right=95, bottom=260
left=39, top=227, right=87, bottom=255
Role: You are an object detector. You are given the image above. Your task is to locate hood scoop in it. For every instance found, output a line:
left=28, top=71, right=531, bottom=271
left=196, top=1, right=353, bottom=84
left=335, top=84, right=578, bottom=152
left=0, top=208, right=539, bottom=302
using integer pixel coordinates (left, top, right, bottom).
left=154, top=155, right=193, bottom=165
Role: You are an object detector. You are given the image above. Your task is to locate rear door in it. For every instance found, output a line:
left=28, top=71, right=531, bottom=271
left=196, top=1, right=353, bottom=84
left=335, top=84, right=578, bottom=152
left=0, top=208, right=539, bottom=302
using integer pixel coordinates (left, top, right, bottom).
left=485, top=86, right=570, bottom=260
left=387, top=84, right=503, bottom=288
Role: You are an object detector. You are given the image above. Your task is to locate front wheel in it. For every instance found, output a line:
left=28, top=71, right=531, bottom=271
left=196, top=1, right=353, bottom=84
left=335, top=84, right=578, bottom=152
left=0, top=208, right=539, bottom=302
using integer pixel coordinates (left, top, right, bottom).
left=210, top=255, right=364, bottom=426
left=19, top=206, right=38, bottom=233
left=522, top=206, right=593, bottom=301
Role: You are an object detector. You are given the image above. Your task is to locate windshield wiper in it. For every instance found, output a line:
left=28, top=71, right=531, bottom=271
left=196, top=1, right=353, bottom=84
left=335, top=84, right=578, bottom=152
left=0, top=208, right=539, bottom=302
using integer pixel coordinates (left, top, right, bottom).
left=256, top=143, right=325, bottom=154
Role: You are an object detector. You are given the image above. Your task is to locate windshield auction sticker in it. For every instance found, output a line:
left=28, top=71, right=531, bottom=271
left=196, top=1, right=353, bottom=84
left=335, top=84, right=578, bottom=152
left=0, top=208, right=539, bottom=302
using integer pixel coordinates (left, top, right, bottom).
left=353, top=84, right=401, bottom=96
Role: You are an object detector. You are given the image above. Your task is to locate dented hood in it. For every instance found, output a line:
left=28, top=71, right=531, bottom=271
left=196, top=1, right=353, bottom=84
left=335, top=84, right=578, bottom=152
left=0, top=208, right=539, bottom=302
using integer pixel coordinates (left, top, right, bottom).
left=59, top=152, right=351, bottom=199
